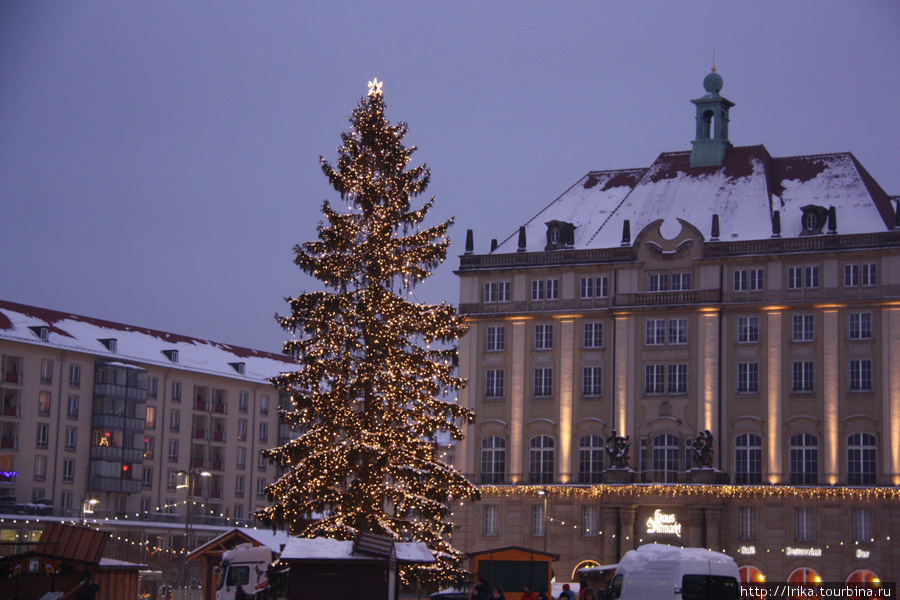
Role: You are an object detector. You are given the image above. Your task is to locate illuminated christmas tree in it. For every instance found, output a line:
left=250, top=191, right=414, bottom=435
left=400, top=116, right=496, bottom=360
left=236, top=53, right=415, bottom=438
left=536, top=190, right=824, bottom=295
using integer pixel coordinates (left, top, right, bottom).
left=256, top=79, right=478, bottom=584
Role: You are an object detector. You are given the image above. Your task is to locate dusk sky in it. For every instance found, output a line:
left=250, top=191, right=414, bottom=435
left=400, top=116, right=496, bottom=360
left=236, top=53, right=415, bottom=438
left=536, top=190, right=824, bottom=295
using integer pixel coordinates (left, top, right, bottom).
left=2, top=2, right=898, bottom=353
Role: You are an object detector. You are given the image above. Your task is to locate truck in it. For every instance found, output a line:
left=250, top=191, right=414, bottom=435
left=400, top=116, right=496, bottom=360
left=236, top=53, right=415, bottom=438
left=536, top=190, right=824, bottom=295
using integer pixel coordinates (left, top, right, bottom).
left=607, top=544, right=740, bottom=600
left=215, top=543, right=276, bottom=600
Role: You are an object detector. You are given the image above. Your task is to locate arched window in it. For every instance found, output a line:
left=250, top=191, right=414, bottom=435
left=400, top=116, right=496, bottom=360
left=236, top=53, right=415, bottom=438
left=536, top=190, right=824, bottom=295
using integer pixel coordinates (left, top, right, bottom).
left=651, top=434, right=679, bottom=483
left=529, top=435, right=555, bottom=484
left=480, top=436, right=506, bottom=484
left=789, top=433, right=818, bottom=485
left=846, top=570, right=881, bottom=585
left=739, top=566, right=766, bottom=585
left=788, top=568, right=821, bottom=584
left=734, top=434, right=763, bottom=484
left=847, top=433, right=876, bottom=485
left=577, top=435, right=604, bottom=484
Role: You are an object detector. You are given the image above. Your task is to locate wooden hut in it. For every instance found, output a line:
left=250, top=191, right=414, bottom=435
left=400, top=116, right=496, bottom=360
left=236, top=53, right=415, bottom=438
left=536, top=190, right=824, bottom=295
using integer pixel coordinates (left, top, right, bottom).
left=465, top=547, right=559, bottom=600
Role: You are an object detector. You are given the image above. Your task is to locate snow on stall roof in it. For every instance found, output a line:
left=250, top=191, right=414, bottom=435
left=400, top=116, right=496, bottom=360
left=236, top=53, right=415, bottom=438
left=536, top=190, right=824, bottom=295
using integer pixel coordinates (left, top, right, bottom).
left=0, top=299, right=294, bottom=382
left=491, top=146, right=893, bottom=254
left=280, top=537, right=434, bottom=563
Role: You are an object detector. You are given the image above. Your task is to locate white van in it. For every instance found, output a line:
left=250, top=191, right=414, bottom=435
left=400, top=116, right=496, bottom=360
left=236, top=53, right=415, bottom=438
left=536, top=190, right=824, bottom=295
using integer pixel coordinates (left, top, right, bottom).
left=607, top=544, right=740, bottom=600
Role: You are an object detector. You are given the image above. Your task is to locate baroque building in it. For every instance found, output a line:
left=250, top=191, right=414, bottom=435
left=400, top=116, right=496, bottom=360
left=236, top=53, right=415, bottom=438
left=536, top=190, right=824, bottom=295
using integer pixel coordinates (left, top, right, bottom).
left=452, top=71, right=900, bottom=586
left=0, top=299, right=294, bottom=560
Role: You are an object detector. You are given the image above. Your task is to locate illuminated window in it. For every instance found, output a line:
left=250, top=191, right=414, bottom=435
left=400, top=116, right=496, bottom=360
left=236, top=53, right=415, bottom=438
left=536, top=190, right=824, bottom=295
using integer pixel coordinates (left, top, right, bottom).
left=788, top=568, right=821, bottom=585
left=738, top=566, right=766, bottom=585
left=38, top=392, right=51, bottom=417
left=846, top=570, right=880, bottom=585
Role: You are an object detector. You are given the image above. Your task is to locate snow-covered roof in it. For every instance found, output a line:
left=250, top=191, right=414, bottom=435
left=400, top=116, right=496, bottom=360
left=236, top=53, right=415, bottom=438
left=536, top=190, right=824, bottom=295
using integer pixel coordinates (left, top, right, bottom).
left=492, top=146, right=895, bottom=253
left=617, top=544, right=736, bottom=572
left=0, top=299, right=295, bottom=383
left=280, top=537, right=433, bottom=563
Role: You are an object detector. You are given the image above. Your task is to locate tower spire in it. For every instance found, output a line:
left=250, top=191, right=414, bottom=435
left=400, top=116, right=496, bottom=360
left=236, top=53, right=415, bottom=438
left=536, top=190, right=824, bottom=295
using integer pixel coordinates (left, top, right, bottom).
left=689, top=68, right=734, bottom=168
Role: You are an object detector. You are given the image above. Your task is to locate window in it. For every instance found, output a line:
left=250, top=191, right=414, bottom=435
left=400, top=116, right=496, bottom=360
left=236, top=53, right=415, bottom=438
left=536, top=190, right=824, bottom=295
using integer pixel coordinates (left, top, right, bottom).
left=788, top=266, right=818, bottom=289
left=258, top=422, right=268, bottom=443
left=167, top=470, right=179, bottom=491
left=528, top=436, right=555, bottom=484
left=239, top=392, right=249, bottom=413
left=648, top=273, right=669, bottom=292
left=142, top=466, right=153, bottom=489
left=577, top=435, right=604, bottom=483
left=143, top=436, right=153, bottom=459
left=258, top=451, right=267, bottom=471
left=534, top=324, right=554, bottom=350
left=237, top=419, right=248, bottom=441
left=533, top=368, right=553, bottom=398
left=667, top=364, right=687, bottom=394
left=739, top=506, right=757, bottom=540
left=36, top=423, right=49, bottom=449
left=651, top=434, right=679, bottom=483
left=849, top=312, right=872, bottom=340
left=737, top=316, right=759, bottom=343
left=41, top=359, right=53, bottom=384
left=737, top=362, right=759, bottom=393
left=670, top=272, right=692, bottom=291
left=847, top=433, right=876, bottom=485
left=792, top=314, right=814, bottom=342
left=38, top=392, right=51, bottom=416
left=34, top=455, right=47, bottom=481
left=532, top=504, right=545, bottom=537
left=147, top=376, right=157, bottom=398
left=580, top=276, right=609, bottom=298
left=65, top=427, right=77, bottom=451
left=645, top=319, right=666, bottom=345
left=795, top=507, right=814, bottom=541
left=145, top=406, right=156, bottom=429
left=168, top=439, right=179, bottom=462
left=531, top=279, right=559, bottom=301
left=791, top=361, right=815, bottom=392
left=260, top=395, right=269, bottom=415
left=233, top=504, right=244, bottom=519
left=733, top=268, right=763, bottom=291
left=171, top=380, right=181, bottom=402
left=170, top=409, right=180, bottom=432
left=852, top=508, right=872, bottom=543
left=69, top=364, right=81, bottom=388
left=849, top=359, right=872, bottom=391
left=485, top=326, right=506, bottom=351
left=583, top=322, right=603, bottom=348
left=844, top=263, right=877, bottom=287
left=236, top=447, right=246, bottom=470
left=480, top=437, right=506, bottom=484
left=645, top=365, right=665, bottom=394
left=668, top=319, right=688, bottom=345
left=789, top=434, right=818, bottom=485
left=684, top=437, right=692, bottom=471
left=141, top=497, right=151, bottom=514
left=734, top=434, right=762, bottom=484
left=582, top=505, right=599, bottom=537
left=62, top=395, right=79, bottom=422
left=235, top=475, right=245, bottom=497
left=483, top=505, right=499, bottom=536
left=483, top=281, right=510, bottom=303
left=485, top=369, right=505, bottom=399
left=256, top=478, right=266, bottom=498
left=582, top=367, right=603, bottom=397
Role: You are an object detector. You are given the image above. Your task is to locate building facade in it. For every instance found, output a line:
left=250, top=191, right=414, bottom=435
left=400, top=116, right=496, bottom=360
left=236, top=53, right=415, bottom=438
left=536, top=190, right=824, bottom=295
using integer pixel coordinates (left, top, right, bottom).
left=0, top=299, right=296, bottom=558
left=452, top=71, right=900, bottom=585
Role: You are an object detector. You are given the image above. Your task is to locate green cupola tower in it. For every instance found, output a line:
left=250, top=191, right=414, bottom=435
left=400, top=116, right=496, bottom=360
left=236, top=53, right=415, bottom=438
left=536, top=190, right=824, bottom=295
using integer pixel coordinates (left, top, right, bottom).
left=690, top=68, right=734, bottom=167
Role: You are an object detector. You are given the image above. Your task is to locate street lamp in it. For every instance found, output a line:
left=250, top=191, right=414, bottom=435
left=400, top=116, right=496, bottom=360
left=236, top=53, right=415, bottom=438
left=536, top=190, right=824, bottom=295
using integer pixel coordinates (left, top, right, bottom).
left=177, top=469, right=209, bottom=600
left=80, top=497, right=99, bottom=525
left=537, top=489, right=548, bottom=552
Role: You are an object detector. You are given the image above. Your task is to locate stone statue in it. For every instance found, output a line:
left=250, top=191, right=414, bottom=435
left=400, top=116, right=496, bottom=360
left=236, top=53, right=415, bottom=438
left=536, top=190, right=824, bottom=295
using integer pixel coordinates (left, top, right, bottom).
left=605, top=430, right=631, bottom=469
left=692, top=429, right=714, bottom=468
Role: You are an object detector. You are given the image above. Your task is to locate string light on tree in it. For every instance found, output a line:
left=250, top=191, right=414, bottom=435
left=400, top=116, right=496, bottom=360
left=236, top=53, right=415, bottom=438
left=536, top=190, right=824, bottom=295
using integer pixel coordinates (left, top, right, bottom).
left=255, top=79, right=478, bottom=586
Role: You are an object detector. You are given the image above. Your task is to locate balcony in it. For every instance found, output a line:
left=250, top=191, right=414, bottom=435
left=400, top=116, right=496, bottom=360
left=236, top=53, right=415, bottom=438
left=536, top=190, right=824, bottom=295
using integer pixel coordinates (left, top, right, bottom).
left=91, top=413, right=145, bottom=433
left=90, top=445, right=144, bottom=463
left=2, top=405, right=18, bottom=417
left=193, top=428, right=207, bottom=440
left=212, top=403, right=227, bottom=414
left=0, top=438, right=16, bottom=450
left=210, top=460, right=224, bottom=471
left=210, top=431, right=226, bottom=442
left=2, top=372, right=22, bottom=385
left=194, top=399, right=207, bottom=411
left=615, top=288, right=722, bottom=308
left=93, top=382, right=147, bottom=402
left=208, top=488, right=223, bottom=500
left=88, top=476, right=142, bottom=494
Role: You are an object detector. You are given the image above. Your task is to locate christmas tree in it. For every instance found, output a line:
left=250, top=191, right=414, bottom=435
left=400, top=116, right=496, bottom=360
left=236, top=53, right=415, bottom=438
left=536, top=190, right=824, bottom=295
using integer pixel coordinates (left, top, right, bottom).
left=256, top=79, right=478, bottom=584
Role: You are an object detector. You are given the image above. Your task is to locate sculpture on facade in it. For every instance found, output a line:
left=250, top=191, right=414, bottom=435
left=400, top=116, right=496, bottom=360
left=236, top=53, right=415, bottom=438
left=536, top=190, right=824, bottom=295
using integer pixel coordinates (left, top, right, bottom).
left=605, top=430, right=632, bottom=469
left=691, top=429, right=715, bottom=468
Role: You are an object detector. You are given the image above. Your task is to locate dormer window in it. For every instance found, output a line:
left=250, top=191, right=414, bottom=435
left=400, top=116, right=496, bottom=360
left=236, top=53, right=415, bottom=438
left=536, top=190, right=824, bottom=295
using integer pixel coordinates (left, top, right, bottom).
left=800, top=205, right=829, bottom=235
left=98, top=338, right=117, bottom=353
left=162, top=349, right=179, bottom=364
left=29, top=326, right=49, bottom=342
left=230, top=362, right=246, bottom=375
left=545, top=220, right=575, bottom=250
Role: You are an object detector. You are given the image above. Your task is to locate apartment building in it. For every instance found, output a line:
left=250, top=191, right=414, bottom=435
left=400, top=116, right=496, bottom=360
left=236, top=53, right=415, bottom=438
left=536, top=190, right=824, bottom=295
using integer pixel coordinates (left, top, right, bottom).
left=452, top=71, right=900, bottom=585
left=0, top=299, right=295, bottom=554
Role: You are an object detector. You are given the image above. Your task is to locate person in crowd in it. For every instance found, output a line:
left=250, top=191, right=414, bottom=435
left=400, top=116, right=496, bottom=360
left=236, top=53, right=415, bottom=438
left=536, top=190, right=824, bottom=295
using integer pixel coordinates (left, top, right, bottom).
left=521, top=584, right=537, bottom=600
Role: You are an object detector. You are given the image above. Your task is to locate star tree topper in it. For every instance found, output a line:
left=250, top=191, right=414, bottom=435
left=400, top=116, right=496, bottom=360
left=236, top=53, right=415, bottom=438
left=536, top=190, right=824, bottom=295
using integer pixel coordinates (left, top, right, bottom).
left=367, top=77, right=383, bottom=97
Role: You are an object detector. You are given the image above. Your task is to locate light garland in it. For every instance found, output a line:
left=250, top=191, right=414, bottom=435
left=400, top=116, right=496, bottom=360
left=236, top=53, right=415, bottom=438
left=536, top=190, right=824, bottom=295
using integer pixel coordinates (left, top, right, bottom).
left=478, top=484, right=900, bottom=501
